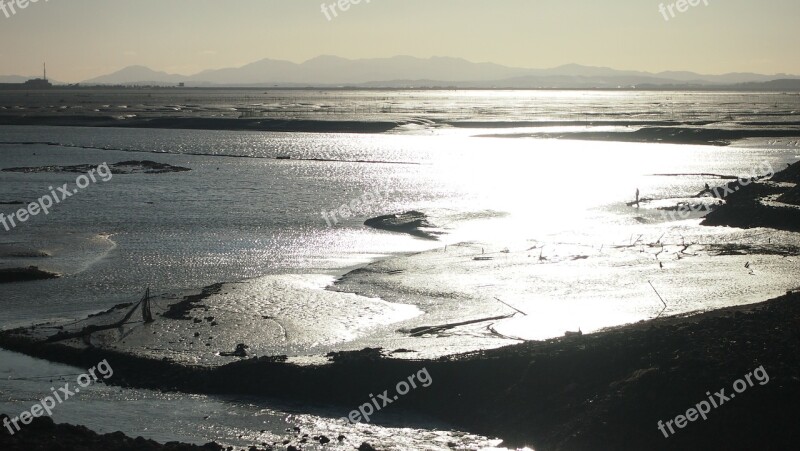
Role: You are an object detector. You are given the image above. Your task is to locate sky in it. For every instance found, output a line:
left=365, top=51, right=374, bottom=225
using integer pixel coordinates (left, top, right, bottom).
left=0, top=0, right=798, bottom=83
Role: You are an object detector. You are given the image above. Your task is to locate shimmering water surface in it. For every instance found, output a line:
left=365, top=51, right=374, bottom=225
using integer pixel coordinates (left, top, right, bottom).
left=2, top=90, right=800, bottom=448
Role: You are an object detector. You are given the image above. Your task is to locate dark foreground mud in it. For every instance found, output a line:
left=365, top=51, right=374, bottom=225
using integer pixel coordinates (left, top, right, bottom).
left=2, top=290, right=800, bottom=451
left=0, top=414, right=225, bottom=451
left=0, top=413, right=358, bottom=451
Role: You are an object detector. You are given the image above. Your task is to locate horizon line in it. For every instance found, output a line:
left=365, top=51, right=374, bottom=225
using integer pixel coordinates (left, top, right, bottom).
left=4, top=55, right=800, bottom=83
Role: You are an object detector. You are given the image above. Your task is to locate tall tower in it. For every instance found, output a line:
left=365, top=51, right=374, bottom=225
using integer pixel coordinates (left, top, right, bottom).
left=43, top=63, right=47, bottom=81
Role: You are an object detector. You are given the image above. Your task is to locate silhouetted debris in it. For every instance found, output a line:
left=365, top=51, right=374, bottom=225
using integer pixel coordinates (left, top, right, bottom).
left=707, top=243, right=800, bottom=257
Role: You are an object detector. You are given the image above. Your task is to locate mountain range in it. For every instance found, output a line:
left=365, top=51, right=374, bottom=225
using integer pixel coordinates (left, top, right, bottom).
left=7, top=56, right=800, bottom=89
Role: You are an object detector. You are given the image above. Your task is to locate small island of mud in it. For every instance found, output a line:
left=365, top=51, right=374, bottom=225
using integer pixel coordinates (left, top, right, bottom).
left=482, top=125, right=800, bottom=146
left=702, top=160, right=800, bottom=232
left=0, top=244, right=50, bottom=259
left=2, top=160, right=191, bottom=175
left=364, top=210, right=443, bottom=239
left=0, top=266, right=59, bottom=284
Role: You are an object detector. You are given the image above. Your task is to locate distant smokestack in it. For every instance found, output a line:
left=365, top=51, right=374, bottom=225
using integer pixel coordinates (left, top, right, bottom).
left=43, top=63, right=47, bottom=81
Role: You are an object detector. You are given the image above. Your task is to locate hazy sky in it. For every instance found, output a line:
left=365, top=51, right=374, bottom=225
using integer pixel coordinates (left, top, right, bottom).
left=1, top=0, right=798, bottom=82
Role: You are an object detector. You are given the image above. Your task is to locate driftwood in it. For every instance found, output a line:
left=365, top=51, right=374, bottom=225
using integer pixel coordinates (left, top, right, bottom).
left=494, top=297, right=528, bottom=316
left=46, top=290, right=151, bottom=342
left=403, top=314, right=515, bottom=337
left=649, top=281, right=668, bottom=319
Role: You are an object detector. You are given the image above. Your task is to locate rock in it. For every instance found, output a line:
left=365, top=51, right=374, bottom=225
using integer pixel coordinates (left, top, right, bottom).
left=364, top=211, right=442, bottom=239
left=358, top=443, right=378, bottom=451
left=220, top=343, right=249, bottom=358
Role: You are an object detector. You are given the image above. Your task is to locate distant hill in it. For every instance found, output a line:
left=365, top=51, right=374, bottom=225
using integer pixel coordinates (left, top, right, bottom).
left=192, top=55, right=533, bottom=85
left=732, top=79, right=800, bottom=91
left=82, top=65, right=189, bottom=86
left=74, top=56, right=800, bottom=89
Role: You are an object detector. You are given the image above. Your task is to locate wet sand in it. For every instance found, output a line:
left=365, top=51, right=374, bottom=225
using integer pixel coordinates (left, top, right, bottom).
left=4, top=115, right=799, bottom=146
left=2, top=139, right=800, bottom=449
left=0, top=115, right=399, bottom=134
left=479, top=126, right=800, bottom=146
left=1, top=290, right=799, bottom=450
